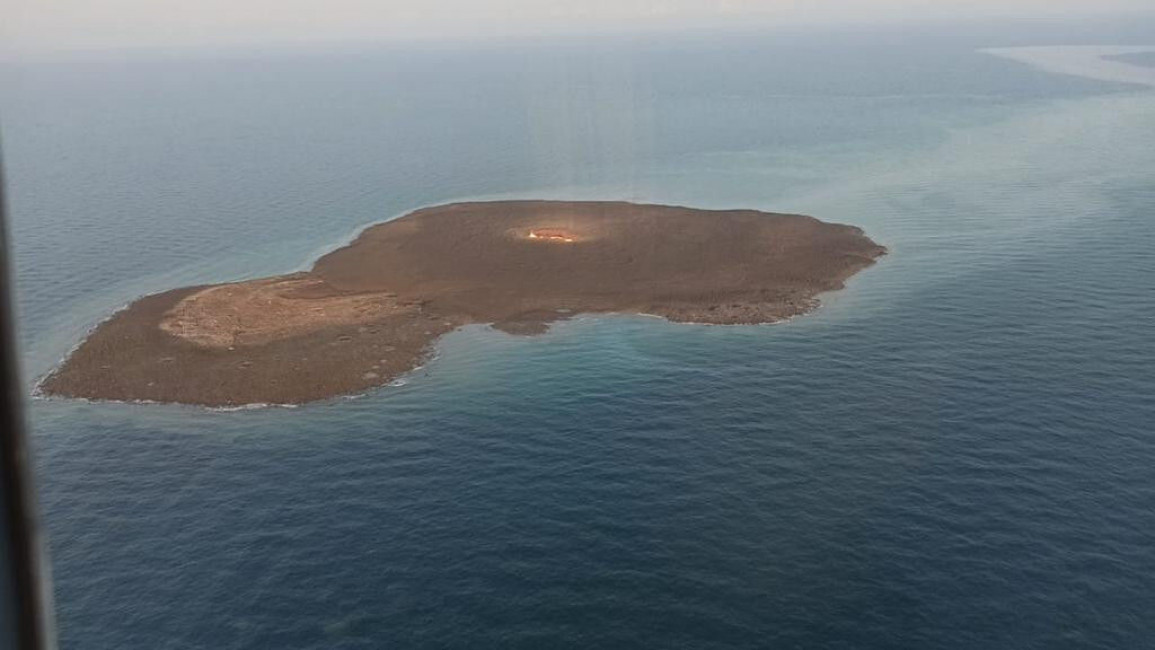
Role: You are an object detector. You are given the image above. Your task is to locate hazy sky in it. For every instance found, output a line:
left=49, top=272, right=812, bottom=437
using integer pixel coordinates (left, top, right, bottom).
left=4, top=0, right=1152, bottom=54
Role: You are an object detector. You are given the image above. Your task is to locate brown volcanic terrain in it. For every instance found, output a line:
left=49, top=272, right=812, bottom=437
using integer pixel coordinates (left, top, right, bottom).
left=40, top=201, right=886, bottom=407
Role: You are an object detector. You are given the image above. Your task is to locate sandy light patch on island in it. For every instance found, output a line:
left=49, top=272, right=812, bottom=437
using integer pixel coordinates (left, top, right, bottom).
left=160, top=275, right=416, bottom=349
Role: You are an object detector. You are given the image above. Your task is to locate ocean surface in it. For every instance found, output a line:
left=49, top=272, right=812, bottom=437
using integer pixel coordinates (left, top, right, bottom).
left=3, top=20, right=1155, bottom=649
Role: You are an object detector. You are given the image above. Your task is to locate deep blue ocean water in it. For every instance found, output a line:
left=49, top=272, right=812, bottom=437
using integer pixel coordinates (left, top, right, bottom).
left=2, top=22, right=1155, bottom=649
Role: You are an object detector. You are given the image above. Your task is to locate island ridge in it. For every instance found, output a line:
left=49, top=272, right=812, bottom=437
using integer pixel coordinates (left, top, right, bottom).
left=40, top=201, right=886, bottom=406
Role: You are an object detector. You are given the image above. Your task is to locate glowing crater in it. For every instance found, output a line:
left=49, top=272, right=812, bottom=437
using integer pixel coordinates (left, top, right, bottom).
left=527, top=229, right=577, bottom=243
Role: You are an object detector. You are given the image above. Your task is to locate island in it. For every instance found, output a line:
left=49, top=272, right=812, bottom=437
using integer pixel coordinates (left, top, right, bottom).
left=1103, top=51, right=1155, bottom=69
left=39, top=201, right=886, bottom=407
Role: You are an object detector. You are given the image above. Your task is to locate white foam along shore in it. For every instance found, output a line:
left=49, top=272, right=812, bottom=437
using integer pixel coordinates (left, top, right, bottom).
left=983, top=46, right=1155, bottom=88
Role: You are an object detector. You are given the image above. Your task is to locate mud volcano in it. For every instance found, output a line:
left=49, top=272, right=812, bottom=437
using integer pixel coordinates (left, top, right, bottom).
left=40, top=201, right=886, bottom=406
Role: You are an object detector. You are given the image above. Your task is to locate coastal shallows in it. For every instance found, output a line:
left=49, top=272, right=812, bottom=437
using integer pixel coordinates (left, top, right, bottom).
left=41, top=201, right=886, bottom=406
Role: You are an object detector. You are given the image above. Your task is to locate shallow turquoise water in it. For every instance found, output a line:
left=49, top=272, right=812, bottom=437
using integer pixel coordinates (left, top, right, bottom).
left=3, top=25, right=1155, bottom=649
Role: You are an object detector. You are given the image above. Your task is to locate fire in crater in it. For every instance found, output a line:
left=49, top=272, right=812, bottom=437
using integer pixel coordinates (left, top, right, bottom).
left=527, top=229, right=576, bottom=243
